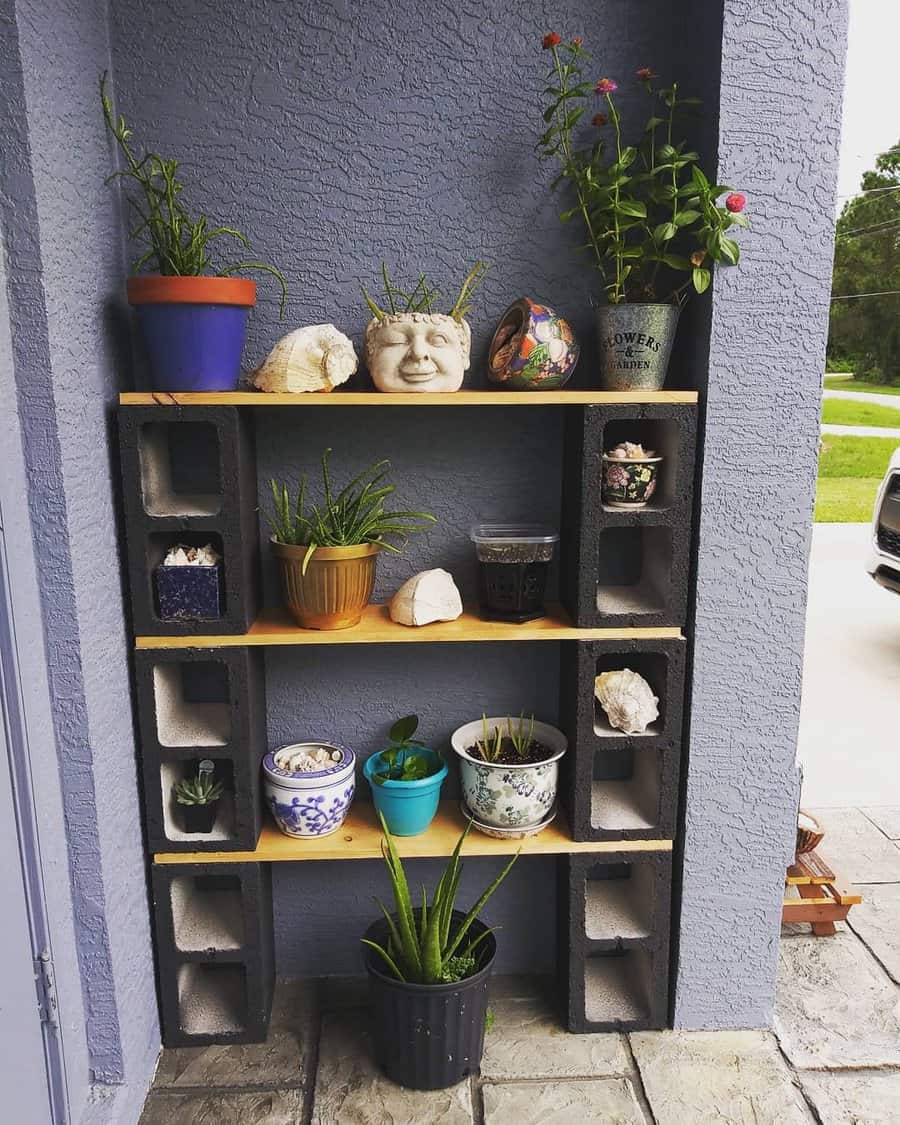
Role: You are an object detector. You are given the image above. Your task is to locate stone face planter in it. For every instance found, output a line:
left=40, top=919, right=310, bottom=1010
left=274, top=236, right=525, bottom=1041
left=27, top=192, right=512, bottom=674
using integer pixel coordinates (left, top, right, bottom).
left=595, top=303, right=680, bottom=391
left=262, top=742, right=356, bottom=838
left=450, top=718, right=567, bottom=830
left=272, top=540, right=379, bottom=629
left=364, top=312, right=471, bottom=393
left=601, top=455, right=663, bottom=508
left=363, top=911, right=496, bottom=1089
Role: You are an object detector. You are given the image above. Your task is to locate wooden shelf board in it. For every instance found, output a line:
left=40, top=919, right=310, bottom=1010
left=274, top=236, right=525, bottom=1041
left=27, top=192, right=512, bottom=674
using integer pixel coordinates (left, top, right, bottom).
left=154, top=801, right=674, bottom=864
left=135, top=603, right=684, bottom=649
left=120, top=389, right=699, bottom=407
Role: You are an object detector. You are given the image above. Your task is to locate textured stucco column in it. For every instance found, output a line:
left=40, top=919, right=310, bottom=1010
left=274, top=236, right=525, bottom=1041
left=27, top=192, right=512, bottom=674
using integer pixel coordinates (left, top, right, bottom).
left=673, top=0, right=848, bottom=1028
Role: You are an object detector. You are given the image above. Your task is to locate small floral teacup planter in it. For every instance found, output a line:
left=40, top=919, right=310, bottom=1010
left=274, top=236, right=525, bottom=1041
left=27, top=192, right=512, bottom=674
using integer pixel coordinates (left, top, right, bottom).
left=450, top=717, right=567, bottom=832
left=262, top=742, right=355, bottom=838
left=601, top=442, right=663, bottom=508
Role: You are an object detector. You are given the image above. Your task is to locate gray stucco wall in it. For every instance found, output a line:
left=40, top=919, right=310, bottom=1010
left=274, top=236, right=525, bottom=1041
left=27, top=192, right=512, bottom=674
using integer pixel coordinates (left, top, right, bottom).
left=673, top=0, right=848, bottom=1028
left=2, top=0, right=159, bottom=1117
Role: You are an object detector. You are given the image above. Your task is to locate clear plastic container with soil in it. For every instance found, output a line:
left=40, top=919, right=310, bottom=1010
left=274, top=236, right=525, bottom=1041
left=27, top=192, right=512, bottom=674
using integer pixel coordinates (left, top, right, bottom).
left=470, top=524, right=559, bottom=623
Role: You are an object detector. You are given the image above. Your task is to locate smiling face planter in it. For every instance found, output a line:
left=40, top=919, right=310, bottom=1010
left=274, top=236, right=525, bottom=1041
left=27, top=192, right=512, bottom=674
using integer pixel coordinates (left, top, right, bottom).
left=365, top=312, right=471, bottom=393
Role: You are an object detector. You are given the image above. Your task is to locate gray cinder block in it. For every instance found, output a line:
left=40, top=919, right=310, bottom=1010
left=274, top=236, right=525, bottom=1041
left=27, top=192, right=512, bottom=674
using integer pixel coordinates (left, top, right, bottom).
left=151, top=862, right=274, bottom=1046
left=558, top=638, right=685, bottom=842
left=135, top=647, right=266, bottom=853
left=560, top=404, right=696, bottom=628
left=118, top=406, right=260, bottom=635
left=559, top=850, right=672, bottom=1032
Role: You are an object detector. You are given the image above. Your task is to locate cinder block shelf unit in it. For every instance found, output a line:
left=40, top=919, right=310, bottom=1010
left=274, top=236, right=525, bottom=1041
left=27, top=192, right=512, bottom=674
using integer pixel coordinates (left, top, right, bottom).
left=119, top=391, right=698, bottom=1044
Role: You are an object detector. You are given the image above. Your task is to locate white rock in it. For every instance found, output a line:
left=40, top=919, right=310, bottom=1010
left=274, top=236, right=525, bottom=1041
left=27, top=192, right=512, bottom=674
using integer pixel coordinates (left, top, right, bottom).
left=163, top=542, right=220, bottom=566
left=389, top=568, right=463, bottom=626
left=251, top=324, right=358, bottom=393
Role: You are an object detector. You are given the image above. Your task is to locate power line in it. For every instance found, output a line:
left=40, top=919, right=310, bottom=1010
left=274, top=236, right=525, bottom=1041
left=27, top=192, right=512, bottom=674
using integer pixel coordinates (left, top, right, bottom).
left=837, top=217, right=900, bottom=239
left=831, top=290, right=900, bottom=301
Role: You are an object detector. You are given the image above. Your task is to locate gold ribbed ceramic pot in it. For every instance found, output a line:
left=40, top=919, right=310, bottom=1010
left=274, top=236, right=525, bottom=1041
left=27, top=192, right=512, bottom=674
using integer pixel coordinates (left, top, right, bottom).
left=272, top=541, right=380, bottom=629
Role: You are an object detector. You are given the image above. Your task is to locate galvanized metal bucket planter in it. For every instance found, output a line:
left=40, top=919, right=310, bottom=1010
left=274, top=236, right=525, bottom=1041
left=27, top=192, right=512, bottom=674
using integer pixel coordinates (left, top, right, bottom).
left=595, top=303, right=680, bottom=391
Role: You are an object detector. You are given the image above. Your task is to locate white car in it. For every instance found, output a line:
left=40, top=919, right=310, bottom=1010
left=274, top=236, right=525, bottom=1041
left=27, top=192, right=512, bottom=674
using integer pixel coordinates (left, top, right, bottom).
left=868, top=447, right=900, bottom=594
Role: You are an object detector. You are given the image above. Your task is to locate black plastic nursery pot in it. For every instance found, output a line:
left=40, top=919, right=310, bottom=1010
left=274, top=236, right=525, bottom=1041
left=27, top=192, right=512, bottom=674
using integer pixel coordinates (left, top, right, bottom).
left=179, top=802, right=218, bottom=834
left=363, top=911, right=497, bottom=1090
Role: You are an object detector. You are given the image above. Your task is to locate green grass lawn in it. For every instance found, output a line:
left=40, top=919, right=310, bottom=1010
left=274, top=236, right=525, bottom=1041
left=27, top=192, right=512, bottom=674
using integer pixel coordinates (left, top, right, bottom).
left=815, top=433, right=898, bottom=522
left=823, top=376, right=900, bottom=397
left=821, top=398, right=900, bottom=428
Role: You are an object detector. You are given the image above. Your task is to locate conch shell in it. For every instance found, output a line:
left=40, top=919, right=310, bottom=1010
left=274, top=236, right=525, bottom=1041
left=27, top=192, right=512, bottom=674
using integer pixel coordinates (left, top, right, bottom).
left=389, top=569, right=463, bottom=626
left=594, top=668, right=659, bottom=734
left=251, top=324, right=358, bottom=393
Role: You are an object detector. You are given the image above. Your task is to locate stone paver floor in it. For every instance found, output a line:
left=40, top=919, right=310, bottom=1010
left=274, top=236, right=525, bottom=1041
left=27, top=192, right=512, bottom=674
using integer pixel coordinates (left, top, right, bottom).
left=140, top=806, right=900, bottom=1124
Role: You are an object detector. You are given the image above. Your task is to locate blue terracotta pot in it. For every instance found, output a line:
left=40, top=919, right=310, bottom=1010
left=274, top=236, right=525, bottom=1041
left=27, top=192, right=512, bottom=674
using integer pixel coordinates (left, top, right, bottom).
left=364, top=748, right=447, bottom=836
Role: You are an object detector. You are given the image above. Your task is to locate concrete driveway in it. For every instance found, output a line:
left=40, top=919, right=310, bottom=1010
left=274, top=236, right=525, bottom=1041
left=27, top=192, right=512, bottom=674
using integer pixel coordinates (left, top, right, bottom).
left=798, top=523, right=900, bottom=806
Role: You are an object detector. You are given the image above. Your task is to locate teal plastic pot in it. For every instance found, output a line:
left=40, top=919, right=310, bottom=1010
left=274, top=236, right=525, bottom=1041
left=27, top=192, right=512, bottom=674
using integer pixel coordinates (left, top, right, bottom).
left=363, top=749, right=447, bottom=836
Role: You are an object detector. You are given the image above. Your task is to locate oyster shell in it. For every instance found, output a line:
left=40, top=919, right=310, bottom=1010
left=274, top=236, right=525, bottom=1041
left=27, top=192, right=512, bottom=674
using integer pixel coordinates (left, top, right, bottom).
left=251, top=324, right=358, bottom=393
left=594, top=668, right=659, bottom=734
left=389, top=568, right=463, bottom=626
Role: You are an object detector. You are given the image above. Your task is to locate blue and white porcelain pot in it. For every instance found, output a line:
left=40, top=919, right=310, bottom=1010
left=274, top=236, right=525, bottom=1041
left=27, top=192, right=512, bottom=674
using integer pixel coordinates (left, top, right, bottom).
left=262, top=742, right=356, bottom=838
left=450, top=718, right=567, bottom=832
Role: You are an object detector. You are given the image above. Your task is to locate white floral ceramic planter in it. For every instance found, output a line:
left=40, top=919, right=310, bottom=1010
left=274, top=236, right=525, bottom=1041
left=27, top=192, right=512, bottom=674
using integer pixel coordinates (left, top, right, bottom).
left=450, top=718, right=567, bottom=830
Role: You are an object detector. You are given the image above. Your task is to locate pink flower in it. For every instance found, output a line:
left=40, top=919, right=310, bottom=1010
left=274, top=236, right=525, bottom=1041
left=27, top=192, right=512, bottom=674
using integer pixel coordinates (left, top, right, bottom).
left=635, top=67, right=656, bottom=80
left=725, top=192, right=746, bottom=213
left=572, top=37, right=583, bottom=46
left=606, top=465, right=629, bottom=488
left=595, top=78, right=618, bottom=95
left=592, top=113, right=608, bottom=127
left=542, top=32, right=561, bottom=49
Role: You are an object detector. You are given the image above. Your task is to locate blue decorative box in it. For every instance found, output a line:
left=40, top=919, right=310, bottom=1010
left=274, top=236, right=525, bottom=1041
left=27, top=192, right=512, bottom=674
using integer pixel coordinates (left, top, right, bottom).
left=154, top=562, right=223, bottom=621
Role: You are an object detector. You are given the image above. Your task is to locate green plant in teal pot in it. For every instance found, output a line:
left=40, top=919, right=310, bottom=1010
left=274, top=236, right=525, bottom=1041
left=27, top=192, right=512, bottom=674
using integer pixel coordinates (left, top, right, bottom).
left=363, top=715, right=448, bottom=836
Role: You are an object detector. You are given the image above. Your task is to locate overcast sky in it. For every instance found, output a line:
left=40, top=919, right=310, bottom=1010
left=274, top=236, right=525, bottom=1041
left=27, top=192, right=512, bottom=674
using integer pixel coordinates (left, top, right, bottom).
left=837, top=0, right=899, bottom=203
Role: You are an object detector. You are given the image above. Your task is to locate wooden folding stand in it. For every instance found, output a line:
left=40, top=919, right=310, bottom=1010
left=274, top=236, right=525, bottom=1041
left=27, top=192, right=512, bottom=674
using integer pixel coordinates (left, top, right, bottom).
left=782, top=849, right=862, bottom=935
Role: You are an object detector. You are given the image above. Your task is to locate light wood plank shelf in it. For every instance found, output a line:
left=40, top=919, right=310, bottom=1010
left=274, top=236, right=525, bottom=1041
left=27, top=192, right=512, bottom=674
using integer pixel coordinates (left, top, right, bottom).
left=135, top=603, right=684, bottom=649
left=154, top=801, right=674, bottom=864
left=120, top=389, right=699, bottom=407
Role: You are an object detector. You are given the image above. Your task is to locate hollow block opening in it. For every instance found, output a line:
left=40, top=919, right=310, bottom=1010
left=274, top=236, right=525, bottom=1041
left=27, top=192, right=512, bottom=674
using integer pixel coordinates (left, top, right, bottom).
left=140, top=421, right=222, bottom=517
left=584, top=861, right=655, bottom=940
left=591, top=748, right=660, bottom=832
left=593, top=651, right=668, bottom=738
left=170, top=874, right=245, bottom=952
left=584, top=948, right=652, bottom=1024
left=596, top=526, right=672, bottom=616
left=601, top=419, right=679, bottom=510
left=177, top=963, right=247, bottom=1036
left=153, top=660, right=231, bottom=747
left=160, top=760, right=236, bottom=844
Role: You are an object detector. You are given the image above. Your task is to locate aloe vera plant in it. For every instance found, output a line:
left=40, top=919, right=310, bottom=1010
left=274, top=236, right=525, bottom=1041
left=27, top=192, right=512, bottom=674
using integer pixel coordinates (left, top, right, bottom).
left=361, top=813, right=518, bottom=984
left=473, top=713, right=536, bottom=763
left=264, top=449, right=436, bottom=573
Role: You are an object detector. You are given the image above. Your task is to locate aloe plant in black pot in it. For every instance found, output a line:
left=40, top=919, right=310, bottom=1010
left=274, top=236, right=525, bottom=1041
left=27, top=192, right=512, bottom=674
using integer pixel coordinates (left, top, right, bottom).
left=361, top=814, right=517, bottom=1089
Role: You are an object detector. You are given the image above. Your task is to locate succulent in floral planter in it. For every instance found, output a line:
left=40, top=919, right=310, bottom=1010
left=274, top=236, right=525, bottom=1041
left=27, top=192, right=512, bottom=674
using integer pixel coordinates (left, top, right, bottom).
left=100, top=74, right=287, bottom=392
left=362, top=261, right=488, bottom=393
left=174, top=761, right=224, bottom=834
left=601, top=441, right=663, bottom=508
left=363, top=715, right=448, bottom=836
left=537, top=39, right=749, bottom=390
left=451, top=714, right=567, bottom=835
left=361, top=812, right=517, bottom=1089
left=265, top=449, right=436, bottom=630
left=262, top=742, right=356, bottom=838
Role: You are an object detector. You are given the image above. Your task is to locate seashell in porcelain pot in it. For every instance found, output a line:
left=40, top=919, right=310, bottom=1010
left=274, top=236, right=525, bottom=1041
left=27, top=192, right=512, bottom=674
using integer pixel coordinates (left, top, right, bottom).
left=251, top=324, right=358, bottom=393
left=594, top=669, right=659, bottom=735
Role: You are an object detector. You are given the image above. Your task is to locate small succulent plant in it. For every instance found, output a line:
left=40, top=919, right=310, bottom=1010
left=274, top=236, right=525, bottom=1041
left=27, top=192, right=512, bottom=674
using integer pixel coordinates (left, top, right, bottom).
left=174, top=774, right=224, bottom=806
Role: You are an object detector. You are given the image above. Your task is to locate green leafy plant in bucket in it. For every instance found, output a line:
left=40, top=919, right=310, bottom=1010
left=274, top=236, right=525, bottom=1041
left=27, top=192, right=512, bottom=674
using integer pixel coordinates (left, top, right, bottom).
left=361, top=812, right=518, bottom=984
left=265, top=449, right=436, bottom=573
left=99, top=74, right=287, bottom=313
left=473, top=713, right=536, bottom=763
left=371, top=715, right=442, bottom=786
left=173, top=774, right=224, bottom=806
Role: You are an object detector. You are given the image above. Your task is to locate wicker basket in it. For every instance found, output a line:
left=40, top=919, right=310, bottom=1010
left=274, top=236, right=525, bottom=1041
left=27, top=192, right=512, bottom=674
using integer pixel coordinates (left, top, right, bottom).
left=796, top=810, right=824, bottom=856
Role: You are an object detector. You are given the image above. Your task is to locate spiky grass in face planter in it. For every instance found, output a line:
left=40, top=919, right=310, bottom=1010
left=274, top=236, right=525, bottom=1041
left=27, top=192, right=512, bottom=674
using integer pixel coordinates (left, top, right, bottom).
left=362, top=262, right=488, bottom=392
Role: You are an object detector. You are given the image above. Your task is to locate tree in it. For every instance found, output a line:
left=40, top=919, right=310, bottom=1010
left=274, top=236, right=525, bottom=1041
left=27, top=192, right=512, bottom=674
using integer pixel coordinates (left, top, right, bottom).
left=828, top=143, right=900, bottom=383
